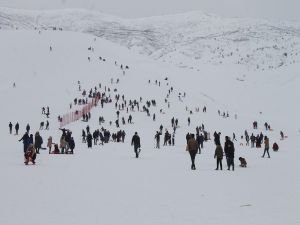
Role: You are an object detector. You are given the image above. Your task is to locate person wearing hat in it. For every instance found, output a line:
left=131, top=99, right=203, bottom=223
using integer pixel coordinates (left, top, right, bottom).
left=131, top=132, right=141, bottom=158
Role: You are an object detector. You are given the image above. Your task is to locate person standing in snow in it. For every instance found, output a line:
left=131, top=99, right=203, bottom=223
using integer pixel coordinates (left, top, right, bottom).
left=199, top=133, right=204, bottom=149
left=214, top=145, right=224, bottom=170
left=82, top=129, right=86, bottom=143
left=29, top=134, right=34, bottom=145
left=232, top=132, right=237, bottom=141
left=9, top=122, right=13, bottom=134
left=19, top=131, right=30, bottom=153
left=47, top=136, right=53, bottom=154
left=45, top=120, right=49, bottom=130
left=280, top=131, right=285, bottom=140
left=60, top=135, right=67, bottom=153
left=196, top=134, right=202, bottom=154
left=26, top=124, right=30, bottom=133
left=34, top=132, right=43, bottom=154
left=154, top=131, right=161, bottom=149
left=224, top=136, right=235, bottom=171
left=262, top=136, right=270, bottom=158
left=131, top=132, right=141, bottom=158
left=87, top=132, right=93, bottom=149
left=15, top=122, right=19, bottom=135
left=186, top=133, right=198, bottom=170
left=214, top=131, right=221, bottom=146
left=69, top=137, right=75, bottom=154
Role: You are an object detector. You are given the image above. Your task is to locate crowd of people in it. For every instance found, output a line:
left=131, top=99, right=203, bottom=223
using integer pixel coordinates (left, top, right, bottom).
left=10, top=43, right=285, bottom=169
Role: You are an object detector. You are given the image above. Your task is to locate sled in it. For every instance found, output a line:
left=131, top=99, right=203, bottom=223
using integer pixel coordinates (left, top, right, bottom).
left=24, top=159, right=36, bottom=165
left=25, top=162, right=36, bottom=165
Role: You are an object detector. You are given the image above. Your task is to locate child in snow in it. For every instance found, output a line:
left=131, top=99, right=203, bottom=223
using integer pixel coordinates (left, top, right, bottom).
left=239, top=157, right=247, bottom=167
left=51, top=144, right=60, bottom=154
left=272, top=142, right=279, bottom=152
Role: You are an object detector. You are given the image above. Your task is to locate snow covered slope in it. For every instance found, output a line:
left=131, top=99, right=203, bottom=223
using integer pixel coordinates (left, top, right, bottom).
left=1, top=24, right=300, bottom=225
left=1, top=8, right=300, bottom=71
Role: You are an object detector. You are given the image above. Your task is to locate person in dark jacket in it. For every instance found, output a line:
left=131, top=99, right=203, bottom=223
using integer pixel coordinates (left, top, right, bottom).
left=29, top=134, right=34, bottom=144
left=15, top=122, right=19, bottom=135
left=154, top=131, right=161, bottom=149
left=224, top=136, right=235, bottom=171
left=272, top=142, right=279, bottom=151
left=87, top=132, right=93, bottom=148
left=214, top=145, right=223, bottom=170
left=239, top=157, right=247, bottom=167
left=34, top=132, right=43, bottom=154
left=199, top=133, right=204, bottom=148
left=26, top=124, right=30, bottom=133
left=9, top=122, right=13, bottom=134
left=214, top=131, right=221, bottom=145
left=69, top=137, right=75, bottom=154
left=45, top=120, right=49, bottom=130
left=196, top=134, right=202, bottom=154
left=131, top=132, right=141, bottom=158
left=186, top=132, right=191, bottom=144
left=52, top=144, right=60, bottom=154
left=186, top=133, right=198, bottom=170
left=19, top=132, right=30, bottom=153
left=82, top=129, right=86, bottom=143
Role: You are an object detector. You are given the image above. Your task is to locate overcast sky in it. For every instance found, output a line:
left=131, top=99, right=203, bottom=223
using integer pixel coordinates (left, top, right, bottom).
left=0, top=0, right=299, bottom=21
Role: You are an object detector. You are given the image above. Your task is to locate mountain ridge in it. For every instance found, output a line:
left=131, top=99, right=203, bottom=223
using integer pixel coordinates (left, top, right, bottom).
left=1, top=7, right=300, bottom=71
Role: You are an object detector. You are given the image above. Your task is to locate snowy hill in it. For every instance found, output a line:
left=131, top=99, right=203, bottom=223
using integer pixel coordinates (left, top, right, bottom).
left=1, top=8, right=300, bottom=71
left=1, top=9, right=300, bottom=225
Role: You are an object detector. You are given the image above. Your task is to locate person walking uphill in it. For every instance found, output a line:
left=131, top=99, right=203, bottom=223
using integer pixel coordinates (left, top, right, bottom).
left=186, top=133, right=198, bottom=170
left=131, top=132, right=141, bottom=158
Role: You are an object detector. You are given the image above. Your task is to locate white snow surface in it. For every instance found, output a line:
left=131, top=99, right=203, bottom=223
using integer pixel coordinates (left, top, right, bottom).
left=0, top=9, right=300, bottom=225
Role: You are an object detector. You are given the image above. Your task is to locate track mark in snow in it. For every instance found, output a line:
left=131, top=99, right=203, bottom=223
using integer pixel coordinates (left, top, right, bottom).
left=240, top=204, right=252, bottom=207
left=199, top=92, right=216, bottom=102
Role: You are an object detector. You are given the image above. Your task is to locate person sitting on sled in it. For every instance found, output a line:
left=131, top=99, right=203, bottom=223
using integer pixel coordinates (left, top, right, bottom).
left=24, top=144, right=37, bottom=165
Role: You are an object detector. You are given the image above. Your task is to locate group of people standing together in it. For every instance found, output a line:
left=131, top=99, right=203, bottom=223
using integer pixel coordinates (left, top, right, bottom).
left=185, top=131, right=247, bottom=171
